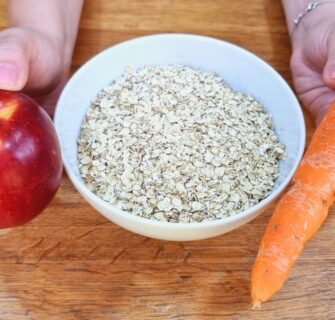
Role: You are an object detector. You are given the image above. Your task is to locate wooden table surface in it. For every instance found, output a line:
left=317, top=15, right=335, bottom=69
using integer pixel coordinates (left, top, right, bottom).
left=0, top=1, right=334, bottom=319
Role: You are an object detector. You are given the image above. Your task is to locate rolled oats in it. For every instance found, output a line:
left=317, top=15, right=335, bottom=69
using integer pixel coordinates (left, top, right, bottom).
left=77, top=65, right=285, bottom=223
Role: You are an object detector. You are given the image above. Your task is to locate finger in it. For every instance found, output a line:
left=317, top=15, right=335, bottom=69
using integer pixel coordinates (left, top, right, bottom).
left=0, top=28, right=31, bottom=91
left=313, top=91, right=335, bottom=125
left=323, top=36, right=335, bottom=90
left=33, top=72, right=69, bottom=116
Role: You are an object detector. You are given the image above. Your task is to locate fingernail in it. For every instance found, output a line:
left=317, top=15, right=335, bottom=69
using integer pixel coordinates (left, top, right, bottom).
left=0, top=63, right=19, bottom=85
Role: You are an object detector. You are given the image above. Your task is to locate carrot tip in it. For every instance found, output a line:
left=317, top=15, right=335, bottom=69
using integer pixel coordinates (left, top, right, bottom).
left=251, top=299, right=262, bottom=310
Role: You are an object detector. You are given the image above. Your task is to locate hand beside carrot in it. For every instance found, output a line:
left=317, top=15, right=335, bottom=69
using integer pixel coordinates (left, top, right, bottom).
left=251, top=0, right=335, bottom=307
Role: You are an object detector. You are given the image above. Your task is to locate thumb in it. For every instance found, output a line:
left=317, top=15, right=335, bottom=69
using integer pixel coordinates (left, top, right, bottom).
left=0, top=28, right=30, bottom=91
left=323, top=37, right=335, bottom=90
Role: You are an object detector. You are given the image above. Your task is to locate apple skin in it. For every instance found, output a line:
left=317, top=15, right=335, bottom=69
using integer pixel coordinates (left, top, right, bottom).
left=0, top=90, right=63, bottom=228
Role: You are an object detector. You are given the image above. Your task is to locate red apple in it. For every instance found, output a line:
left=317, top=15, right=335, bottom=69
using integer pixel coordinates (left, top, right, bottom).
left=0, top=90, right=63, bottom=228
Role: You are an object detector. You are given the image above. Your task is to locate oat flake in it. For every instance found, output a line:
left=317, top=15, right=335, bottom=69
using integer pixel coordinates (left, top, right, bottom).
left=77, top=65, right=285, bottom=223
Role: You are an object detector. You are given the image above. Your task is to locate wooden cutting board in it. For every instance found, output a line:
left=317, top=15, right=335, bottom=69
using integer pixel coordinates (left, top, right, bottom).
left=0, top=1, right=334, bottom=319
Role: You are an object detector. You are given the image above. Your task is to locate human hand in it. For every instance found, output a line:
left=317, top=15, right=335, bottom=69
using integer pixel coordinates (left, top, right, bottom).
left=0, top=0, right=83, bottom=115
left=290, top=4, right=335, bottom=125
left=0, top=27, right=68, bottom=115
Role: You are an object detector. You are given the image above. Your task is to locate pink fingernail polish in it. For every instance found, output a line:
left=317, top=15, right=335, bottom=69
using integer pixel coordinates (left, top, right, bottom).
left=0, top=63, right=19, bottom=85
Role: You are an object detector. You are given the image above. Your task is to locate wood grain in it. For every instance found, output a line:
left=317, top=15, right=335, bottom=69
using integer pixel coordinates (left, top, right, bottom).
left=0, top=0, right=333, bottom=319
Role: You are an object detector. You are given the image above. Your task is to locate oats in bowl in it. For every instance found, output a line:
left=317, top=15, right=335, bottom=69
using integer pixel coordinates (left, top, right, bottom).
left=77, top=65, right=285, bottom=223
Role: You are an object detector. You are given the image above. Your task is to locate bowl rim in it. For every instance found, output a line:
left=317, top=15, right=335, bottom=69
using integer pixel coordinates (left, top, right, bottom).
left=54, top=33, right=306, bottom=229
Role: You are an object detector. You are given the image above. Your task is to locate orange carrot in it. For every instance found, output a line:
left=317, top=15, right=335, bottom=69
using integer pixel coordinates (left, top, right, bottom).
left=251, top=100, right=335, bottom=309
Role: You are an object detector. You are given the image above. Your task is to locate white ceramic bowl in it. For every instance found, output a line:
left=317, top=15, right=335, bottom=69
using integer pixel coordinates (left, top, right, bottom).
left=54, top=34, right=305, bottom=241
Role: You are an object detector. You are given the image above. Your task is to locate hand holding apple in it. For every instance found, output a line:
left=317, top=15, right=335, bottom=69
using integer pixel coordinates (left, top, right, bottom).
left=0, top=90, right=62, bottom=229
